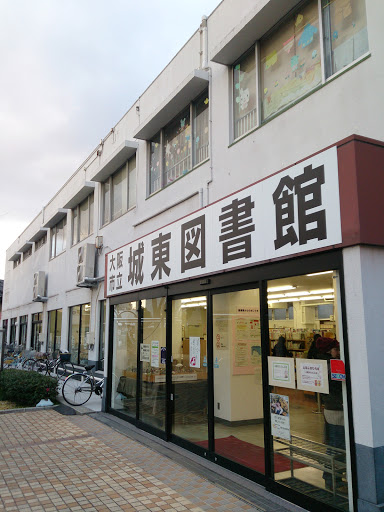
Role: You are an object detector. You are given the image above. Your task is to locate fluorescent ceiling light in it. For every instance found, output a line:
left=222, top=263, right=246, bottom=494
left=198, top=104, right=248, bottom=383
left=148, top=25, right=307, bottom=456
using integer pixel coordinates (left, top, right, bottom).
left=310, top=289, right=334, bottom=294
left=306, top=271, right=334, bottom=277
left=267, top=285, right=296, bottom=292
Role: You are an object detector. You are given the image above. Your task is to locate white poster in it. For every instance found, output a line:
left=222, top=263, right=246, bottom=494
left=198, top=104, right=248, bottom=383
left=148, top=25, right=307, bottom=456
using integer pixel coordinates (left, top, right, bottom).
left=270, top=393, right=291, bottom=440
left=297, top=359, right=329, bottom=393
left=106, top=147, right=341, bottom=297
left=151, top=340, right=160, bottom=368
left=140, top=343, right=150, bottom=362
left=268, top=356, right=296, bottom=389
left=189, top=336, right=200, bottom=368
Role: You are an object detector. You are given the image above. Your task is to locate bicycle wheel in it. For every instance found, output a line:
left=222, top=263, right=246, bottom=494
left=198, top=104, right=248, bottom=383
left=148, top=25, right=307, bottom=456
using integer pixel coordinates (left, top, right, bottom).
left=62, top=373, right=93, bottom=406
left=33, top=359, right=47, bottom=375
left=56, top=361, right=74, bottom=380
left=22, top=358, right=36, bottom=371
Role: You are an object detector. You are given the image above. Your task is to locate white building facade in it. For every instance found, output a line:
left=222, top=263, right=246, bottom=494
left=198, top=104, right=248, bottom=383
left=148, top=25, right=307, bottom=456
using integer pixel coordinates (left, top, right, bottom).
left=3, top=1, right=384, bottom=511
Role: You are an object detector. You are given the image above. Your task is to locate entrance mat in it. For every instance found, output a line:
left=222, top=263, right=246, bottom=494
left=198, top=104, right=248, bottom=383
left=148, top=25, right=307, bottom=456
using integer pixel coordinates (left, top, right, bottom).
left=278, top=477, right=349, bottom=510
left=197, top=435, right=305, bottom=474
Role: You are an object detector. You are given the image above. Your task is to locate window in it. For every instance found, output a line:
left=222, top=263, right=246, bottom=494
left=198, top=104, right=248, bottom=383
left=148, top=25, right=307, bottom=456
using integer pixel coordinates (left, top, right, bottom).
left=47, top=309, right=62, bottom=355
left=19, top=315, right=28, bottom=350
left=72, top=194, right=94, bottom=245
left=10, top=318, right=17, bottom=346
left=31, top=312, right=42, bottom=350
left=69, top=303, right=90, bottom=365
left=50, top=217, right=67, bottom=259
left=102, top=155, right=136, bottom=226
left=149, top=90, right=209, bottom=195
left=13, top=257, right=21, bottom=269
left=35, top=234, right=47, bottom=250
left=232, top=0, right=369, bottom=137
left=23, top=246, right=32, bottom=261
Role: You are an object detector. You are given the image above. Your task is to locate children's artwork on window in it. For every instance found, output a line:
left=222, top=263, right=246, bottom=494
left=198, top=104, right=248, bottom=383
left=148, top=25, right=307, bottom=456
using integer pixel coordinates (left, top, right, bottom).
left=283, top=35, right=295, bottom=53
left=265, top=50, right=277, bottom=69
left=236, top=88, right=250, bottom=111
left=295, top=13, right=304, bottom=27
left=298, top=23, right=318, bottom=48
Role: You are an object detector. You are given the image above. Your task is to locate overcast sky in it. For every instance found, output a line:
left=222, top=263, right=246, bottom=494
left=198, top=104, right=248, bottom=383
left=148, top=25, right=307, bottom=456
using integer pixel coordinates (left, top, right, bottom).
left=0, top=0, right=221, bottom=280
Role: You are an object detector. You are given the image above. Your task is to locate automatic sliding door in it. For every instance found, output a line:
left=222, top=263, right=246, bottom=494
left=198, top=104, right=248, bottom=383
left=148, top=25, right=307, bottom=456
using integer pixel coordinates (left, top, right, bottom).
left=212, top=288, right=265, bottom=474
left=171, top=296, right=208, bottom=445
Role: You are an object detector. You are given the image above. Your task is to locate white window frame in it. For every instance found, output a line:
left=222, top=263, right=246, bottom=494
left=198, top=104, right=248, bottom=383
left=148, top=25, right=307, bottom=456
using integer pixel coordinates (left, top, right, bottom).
left=50, top=217, right=67, bottom=259
left=72, top=193, right=94, bottom=246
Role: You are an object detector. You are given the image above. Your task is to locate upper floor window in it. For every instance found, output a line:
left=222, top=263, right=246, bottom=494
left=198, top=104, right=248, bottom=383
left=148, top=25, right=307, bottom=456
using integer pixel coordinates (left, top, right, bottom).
left=35, top=233, right=47, bottom=251
left=232, top=0, right=369, bottom=138
left=23, top=246, right=32, bottom=261
left=149, top=90, right=209, bottom=195
left=102, top=155, right=136, bottom=227
left=50, top=217, right=67, bottom=259
left=72, top=193, right=94, bottom=245
left=13, top=256, right=21, bottom=269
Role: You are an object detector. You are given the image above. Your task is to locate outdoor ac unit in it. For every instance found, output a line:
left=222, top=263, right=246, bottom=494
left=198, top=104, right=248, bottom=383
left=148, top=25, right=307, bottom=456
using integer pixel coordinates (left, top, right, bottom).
left=33, top=271, right=46, bottom=300
left=77, top=244, right=95, bottom=284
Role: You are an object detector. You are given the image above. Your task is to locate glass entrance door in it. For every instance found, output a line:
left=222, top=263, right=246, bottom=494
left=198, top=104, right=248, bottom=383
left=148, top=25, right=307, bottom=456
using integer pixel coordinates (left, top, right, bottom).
left=171, top=296, right=208, bottom=446
left=212, top=288, right=265, bottom=474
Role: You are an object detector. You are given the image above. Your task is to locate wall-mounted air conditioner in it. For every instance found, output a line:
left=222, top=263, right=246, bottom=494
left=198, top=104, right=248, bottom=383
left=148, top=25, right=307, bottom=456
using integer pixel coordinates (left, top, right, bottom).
left=33, top=271, right=46, bottom=301
left=77, top=244, right=95, bottom=285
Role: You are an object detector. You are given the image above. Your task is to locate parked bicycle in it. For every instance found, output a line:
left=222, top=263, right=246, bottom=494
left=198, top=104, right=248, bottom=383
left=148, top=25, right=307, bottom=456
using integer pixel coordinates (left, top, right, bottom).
left=62, top=365, right=103, bottom=406
left=23, top=352, right=74, bottom=379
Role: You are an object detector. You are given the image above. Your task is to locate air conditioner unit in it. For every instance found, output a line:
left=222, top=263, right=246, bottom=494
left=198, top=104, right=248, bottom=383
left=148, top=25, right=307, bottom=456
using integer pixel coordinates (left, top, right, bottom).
left=33, top=271, right=46, bottom=301
left=77, top=244, right=95, bottom=285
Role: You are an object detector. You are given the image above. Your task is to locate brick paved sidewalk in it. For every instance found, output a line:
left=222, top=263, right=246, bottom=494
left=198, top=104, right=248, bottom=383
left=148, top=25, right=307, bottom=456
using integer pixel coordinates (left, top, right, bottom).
left=0, top=410, right=301, bottom=512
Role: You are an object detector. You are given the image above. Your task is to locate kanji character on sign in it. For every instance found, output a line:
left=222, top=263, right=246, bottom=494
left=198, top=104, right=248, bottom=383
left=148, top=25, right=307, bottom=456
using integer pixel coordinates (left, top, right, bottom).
left=151, top=232, right=171, bottom=280
left=219, top=196, right=255, bottom=264
left=181, top=215, right=206, bottom=273
left=273, top=164, right=326, bottom=250
left=128, top=242, right=144, bottom=285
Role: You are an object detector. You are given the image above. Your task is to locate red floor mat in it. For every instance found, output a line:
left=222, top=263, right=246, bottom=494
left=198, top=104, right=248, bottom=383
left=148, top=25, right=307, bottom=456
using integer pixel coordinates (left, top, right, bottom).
left=197, top=435, right=305, bottom=474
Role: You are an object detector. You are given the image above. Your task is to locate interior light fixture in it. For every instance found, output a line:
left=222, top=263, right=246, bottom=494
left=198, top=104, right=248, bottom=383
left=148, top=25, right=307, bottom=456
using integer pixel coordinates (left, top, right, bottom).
left=267, top=285, right=296, bottom=292
left=309, top=289, right=334, bottom=294
left=306, top=271, right=334, bottom=277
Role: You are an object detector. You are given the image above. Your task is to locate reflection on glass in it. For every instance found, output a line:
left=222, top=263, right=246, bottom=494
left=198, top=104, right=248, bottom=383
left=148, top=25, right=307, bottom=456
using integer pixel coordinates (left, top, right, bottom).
left=213, top=289, right=265, bottom=473
left=233, top=48, right=257, bottom=139
left=150, top=133, right=161, bottom=194
left=31, top=313, right=42, bottom=351
left=47, top=310, right=62, bottom=355
left=163, top=108, right=191, bottom=186
left=19, top=316, right=28, bottom=350
left=268, top=272, right=350, bottom=511
left=70, top=306, right=80, bottom=364
left=193, top=91, right=209, bottom=166
left=80, top=304, right=90, bottom=365
left=171, top=297, right=208, bottom=444
left=139, top=297, right=166, bottom=430
left=260, top=0, right=321, bottom=121
left=111, top=302, right=138, bottom=419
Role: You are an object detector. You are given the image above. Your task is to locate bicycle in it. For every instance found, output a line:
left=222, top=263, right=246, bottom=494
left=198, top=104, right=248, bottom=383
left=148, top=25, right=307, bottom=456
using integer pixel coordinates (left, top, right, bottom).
left=23, top=353, right=74, bottom=379
left=62, top=365, right=103, bottom=406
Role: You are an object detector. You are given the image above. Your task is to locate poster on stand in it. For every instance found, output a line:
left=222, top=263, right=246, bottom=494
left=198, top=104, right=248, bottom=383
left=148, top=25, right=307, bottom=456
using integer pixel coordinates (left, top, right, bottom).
left=140, top=344, right=150, bottom=362
left=189, top=337, right=200, bottom=368
left=268, top=356, right=296, bottom=389
left=296, top=358, right=329, bottom=393
left=270, top=393, right=291, bottom=440
left=151, top=341, right=160, bottom=368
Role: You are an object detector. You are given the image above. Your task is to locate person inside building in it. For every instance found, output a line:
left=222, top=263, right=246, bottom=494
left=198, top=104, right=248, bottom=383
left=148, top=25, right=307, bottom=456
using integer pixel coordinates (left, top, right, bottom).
left=307, top=333, right=321, bottom=359
left=316, top=336, right=346, bottom=492
left=272, top=336, right=293, bottom=357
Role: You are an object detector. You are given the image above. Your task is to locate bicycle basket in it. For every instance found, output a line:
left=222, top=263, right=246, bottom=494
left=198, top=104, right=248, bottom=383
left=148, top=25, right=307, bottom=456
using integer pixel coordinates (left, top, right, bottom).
left=60, top=353, right=71, bottom=362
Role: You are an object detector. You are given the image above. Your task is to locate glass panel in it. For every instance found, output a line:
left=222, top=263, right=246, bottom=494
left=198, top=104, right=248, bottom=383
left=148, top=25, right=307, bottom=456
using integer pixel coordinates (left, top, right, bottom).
left=79, top=198, right=89, bottom=241
left=103, top=181, right=110, bottom=225
left=47, top=311, right=56, bottom=355
left=163, top=109, right=191, bottom=186
left=112, top=165, right=127, bottom=221
left=31, top=313, right=42, bottom=351
left=19, top=316, right=27, bottom=350
left=193, top=91, right=209, bottom=166
left=80, top=303, right=90, bottom=365
left=50, top=228, right=56, bottom=259
left=150, top=133, right=161, bottom=194
left=98, top=301, right=106, bottom=371
left=233, top=48, right=257, bottom=139
left=111, top=302, right=138, bottom=418
left=260, top=0, right=321, bottom=121
left=10, top=318, right=17, bottom=345
left=55, top=218, right=66, bottom=255
left=213, top=289, right=264, bottom=473
left=128, top=156, right=136, bottom=209
left=268, top=272, right=350, bottom=511
left=89, top=194, right=94, bottom=235
left=72, top=208, right=78, bottom=245
left=322, top=0, right=368, bottom=78
left=55, top=309, right=62, bottom=354
left=139, top=297, right=166, bottom=430
left=171, top=296, right=208, bottom=444
left=70, top=306, right=81, bottom=364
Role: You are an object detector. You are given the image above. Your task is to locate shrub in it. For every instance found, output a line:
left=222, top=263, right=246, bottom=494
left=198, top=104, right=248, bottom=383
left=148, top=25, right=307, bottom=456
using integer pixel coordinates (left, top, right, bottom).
left=0, top=369, right=58, bottom=406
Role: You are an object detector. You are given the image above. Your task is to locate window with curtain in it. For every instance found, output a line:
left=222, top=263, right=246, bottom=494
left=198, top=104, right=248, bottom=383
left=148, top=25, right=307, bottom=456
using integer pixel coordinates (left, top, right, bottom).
left=72, top=194, right=94, bottom=245
left=101, top=155, right=136, bottom=226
